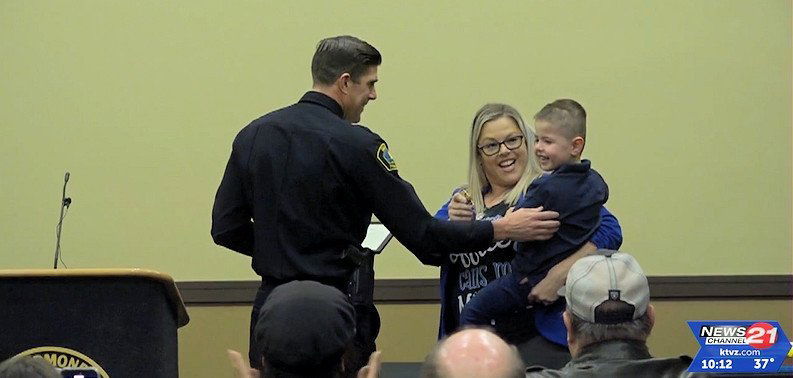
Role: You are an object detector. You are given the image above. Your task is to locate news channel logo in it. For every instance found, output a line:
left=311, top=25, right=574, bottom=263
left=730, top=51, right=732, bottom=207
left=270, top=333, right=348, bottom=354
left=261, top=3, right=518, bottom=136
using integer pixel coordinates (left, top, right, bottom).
left=688, top=321, right=792, bottom=373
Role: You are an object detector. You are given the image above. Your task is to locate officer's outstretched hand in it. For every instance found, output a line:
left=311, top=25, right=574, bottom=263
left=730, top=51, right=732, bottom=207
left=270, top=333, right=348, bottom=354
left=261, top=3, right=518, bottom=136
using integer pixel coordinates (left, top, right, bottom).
left=492, top=206, right=559, bottom=242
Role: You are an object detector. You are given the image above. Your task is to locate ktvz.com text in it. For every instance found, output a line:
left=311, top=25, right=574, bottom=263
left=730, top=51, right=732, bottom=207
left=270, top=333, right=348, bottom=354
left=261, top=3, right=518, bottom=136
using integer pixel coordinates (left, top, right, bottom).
left=718, top=348, right=760, bottom=357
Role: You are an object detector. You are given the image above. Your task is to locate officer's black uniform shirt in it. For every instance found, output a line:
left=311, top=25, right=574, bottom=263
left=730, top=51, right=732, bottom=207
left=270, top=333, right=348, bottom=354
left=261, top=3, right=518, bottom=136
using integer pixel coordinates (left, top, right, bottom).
left=212, top=91, right=494, bottom=282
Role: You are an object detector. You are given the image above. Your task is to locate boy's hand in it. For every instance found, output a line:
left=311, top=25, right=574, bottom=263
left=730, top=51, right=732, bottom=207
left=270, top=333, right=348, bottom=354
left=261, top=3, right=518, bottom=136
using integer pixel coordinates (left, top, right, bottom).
left=493, top=206, right=559, bottom=241
left=448, top=191, right=475, bottom=221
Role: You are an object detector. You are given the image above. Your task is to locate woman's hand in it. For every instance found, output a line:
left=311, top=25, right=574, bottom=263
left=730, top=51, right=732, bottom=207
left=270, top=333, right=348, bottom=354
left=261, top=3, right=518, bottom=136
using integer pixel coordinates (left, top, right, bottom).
left=447, top=192, right=475, bottom=221
left=527, top=265, right=566, bottom=305
left=527, top=242, right=598, bottom=304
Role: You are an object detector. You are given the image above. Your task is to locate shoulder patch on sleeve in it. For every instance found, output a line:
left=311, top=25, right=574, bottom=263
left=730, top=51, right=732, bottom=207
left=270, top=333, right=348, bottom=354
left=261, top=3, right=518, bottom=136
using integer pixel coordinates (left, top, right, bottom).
left=376, top=143, right=398, bottom=171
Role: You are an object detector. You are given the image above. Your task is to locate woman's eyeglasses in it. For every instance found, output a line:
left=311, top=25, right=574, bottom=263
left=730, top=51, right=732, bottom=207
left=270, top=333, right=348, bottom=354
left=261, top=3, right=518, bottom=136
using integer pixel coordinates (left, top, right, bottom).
left=477, top=135, right=524, bottom=156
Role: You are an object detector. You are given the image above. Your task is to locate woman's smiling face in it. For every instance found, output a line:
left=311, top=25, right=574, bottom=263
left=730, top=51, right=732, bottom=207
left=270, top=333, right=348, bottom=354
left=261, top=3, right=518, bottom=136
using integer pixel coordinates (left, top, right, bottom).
left=477, top=116, right=528, bottom=192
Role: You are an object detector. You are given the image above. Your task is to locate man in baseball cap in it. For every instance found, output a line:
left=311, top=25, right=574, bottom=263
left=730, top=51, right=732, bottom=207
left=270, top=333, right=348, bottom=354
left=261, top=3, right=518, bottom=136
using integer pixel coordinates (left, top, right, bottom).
left=227, top=280, right=382, bottom=378
left=526, top=250, right=700, bottom=377
left=255, top=280, right=357, bottom=378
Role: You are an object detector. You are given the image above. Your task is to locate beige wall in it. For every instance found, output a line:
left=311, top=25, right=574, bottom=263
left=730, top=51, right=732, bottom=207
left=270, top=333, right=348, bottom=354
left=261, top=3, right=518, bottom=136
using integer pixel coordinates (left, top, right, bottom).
left=178, top=299, right=792, bottom=376
left=1, top=0, right=791, bottom=280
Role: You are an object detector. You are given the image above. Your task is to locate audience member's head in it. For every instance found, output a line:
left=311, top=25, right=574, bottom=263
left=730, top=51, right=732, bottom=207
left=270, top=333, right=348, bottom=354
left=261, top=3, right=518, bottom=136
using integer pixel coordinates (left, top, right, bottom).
left=421, top=327, right=525, bottom=378
left=254, top=280, right=356, bottom=378
left=562, top=250, right=655, bottom=357
left=0, top=356, right=60, bottom=378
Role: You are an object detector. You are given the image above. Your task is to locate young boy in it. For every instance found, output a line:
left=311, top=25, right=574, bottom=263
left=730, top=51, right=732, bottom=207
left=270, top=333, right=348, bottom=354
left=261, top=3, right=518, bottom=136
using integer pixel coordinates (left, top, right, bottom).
left=460, top=99, right=608, bottom=327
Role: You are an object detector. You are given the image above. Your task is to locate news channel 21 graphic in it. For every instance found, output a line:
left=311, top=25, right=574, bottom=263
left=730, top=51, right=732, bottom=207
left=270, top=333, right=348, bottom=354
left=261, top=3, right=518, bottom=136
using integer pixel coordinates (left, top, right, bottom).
left=688, top=321, right=793, bottom=373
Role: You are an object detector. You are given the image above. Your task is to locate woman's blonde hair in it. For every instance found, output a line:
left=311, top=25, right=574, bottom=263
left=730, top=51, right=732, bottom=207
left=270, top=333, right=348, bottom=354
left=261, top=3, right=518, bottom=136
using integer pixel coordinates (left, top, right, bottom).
left=465, top=103, right=542, bottom=214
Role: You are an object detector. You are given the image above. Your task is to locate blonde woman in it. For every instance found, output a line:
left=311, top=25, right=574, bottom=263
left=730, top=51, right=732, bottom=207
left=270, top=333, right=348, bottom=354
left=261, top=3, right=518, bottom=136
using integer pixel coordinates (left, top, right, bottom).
left=433, top=103, right=622, bottom=368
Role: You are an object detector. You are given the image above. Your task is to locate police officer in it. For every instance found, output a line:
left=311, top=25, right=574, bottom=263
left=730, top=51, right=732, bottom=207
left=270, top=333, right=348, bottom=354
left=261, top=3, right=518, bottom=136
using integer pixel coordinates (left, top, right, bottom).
left=211, top=35, right=561, bottom=375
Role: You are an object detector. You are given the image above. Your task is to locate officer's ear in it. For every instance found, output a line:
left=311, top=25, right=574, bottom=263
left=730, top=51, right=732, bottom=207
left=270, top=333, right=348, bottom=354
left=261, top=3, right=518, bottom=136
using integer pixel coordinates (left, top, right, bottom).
left=338, top=73, right=353, bottom=95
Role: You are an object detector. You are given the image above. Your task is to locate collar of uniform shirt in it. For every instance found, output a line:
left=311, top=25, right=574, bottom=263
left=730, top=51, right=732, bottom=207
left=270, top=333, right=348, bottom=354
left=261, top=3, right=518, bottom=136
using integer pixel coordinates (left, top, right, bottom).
left=300, top=91, right=344, bottom=119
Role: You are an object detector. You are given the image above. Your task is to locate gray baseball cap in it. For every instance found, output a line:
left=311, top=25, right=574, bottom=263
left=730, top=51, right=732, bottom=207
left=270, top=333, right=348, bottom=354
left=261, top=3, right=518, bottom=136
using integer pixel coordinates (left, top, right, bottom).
left=562, top=250, right=650, bottom=324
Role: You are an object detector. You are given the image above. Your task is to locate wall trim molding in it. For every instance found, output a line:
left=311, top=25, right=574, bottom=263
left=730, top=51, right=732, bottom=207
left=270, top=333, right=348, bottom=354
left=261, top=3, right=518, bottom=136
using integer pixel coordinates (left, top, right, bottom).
left=177, top=275, right=792, bottom=305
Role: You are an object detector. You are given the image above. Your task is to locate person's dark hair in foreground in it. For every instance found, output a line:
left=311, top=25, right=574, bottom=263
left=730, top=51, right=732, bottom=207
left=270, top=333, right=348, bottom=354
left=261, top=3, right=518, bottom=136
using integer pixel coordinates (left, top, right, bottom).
left=0, top=356, right=60, bottom=378
left=254, top=280, right=356, bottom=378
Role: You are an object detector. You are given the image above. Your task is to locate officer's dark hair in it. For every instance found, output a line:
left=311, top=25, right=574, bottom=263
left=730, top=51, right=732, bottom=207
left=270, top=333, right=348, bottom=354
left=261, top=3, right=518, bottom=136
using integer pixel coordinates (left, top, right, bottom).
left=0, top=356, right=60, bottom=378
left=311, top=35, right=381, bottom=86
left=568, top=300, right=653, bottom=347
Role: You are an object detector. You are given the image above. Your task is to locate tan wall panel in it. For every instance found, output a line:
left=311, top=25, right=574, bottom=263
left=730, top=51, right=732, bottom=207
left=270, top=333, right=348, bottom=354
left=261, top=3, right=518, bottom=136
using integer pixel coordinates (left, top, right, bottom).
left=179, top=305, right=251, bottom=378
left=376, top=304, right=441, bottom=362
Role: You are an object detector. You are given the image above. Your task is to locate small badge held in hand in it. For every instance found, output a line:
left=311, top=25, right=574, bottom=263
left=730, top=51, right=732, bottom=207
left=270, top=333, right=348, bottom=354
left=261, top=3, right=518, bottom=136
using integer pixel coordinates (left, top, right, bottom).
left=459, top=189, right=472, bottom=203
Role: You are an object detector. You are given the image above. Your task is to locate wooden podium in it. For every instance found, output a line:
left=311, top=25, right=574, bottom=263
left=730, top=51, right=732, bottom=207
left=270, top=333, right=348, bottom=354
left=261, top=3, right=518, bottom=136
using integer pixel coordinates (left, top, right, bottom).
left=0, top=269, right=189, bottom=378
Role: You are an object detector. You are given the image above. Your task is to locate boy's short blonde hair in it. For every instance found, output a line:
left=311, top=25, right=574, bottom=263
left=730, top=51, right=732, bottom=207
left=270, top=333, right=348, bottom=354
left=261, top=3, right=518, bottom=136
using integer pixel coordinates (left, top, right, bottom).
left=534, top=99, right=587, bottom=139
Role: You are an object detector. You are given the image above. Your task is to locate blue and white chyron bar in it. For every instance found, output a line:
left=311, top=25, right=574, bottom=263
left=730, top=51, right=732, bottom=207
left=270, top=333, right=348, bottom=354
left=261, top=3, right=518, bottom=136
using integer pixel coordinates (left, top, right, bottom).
left=687, top=321, right=792, bottom=374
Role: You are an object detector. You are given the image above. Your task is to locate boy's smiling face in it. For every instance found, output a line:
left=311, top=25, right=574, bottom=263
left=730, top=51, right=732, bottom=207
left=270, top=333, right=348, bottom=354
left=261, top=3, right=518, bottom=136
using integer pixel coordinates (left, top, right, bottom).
left=533, top=120, right=582, bottom=171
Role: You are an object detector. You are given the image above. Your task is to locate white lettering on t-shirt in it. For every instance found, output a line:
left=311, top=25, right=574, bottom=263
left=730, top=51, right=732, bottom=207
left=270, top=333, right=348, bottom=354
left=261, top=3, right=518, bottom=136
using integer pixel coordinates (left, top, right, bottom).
left=448, top=239, right=513, bottom=268
left=492, top=261, right=512, bottom=278
left=457, top=293, right=475, bottom=313
left=458, top=265, right=489, bottom=291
